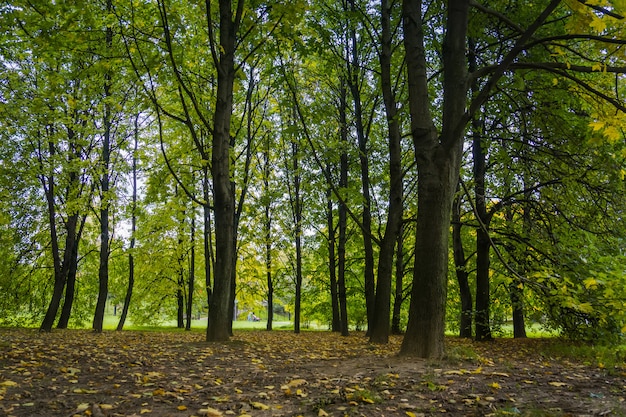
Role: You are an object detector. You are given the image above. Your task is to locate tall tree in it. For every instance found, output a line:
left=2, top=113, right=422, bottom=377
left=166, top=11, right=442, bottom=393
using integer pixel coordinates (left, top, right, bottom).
left=400, top=0, right=563, bottom=357
left=93, top=0, right=115, bottom=333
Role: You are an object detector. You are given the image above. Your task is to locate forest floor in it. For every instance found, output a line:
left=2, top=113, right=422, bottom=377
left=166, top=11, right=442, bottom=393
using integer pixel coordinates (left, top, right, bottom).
left=0, top=328, right=625, bottom=417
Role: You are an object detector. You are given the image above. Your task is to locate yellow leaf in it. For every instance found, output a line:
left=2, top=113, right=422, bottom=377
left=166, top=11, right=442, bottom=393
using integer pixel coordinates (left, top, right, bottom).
left=584, top=277, right=598, bottom=289
left=177, top=405, right=187, bottom=411
left=288, top=379, right=307, bottom=387
left=589, top=120, right=605, bottom=131
left=592, top=62, right=603, bottom=72
left=251, top=401, right=270, bottom=410
left=99, top=404, right=113, bottom=410
left=362, top=397, right=375, bottom=404
left=549, top=381, right=567, bottom=387
left=140, top=409, right=152, bottom=414
left=0, top=380, right=18, bottom=387
left=406, top=412, right=418, bottom=417
left=489, top=382, right=501, bottom=390
left=604, top=126, right=621, bottom=142
left=590, top=16, right=606, bottom=33
left=443, top=370, right=464, bottom=375
left=198, top=408, right=223, bottom=416
left=76, top=403, right=90, bottom=412
left=318, top=409, right=329, bottom=417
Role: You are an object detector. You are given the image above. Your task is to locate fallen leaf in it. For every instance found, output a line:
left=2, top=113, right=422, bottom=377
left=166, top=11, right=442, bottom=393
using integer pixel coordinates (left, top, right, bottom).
left=250, top=401, right=270, bottom=410
left=197, top=408, right=223, bottom=416
left=549, top=381, right=568, bottom=387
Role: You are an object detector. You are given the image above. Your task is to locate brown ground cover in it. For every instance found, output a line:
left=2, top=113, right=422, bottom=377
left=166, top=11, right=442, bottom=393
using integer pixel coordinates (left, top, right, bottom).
left=0, top=328, right=624, bottom=416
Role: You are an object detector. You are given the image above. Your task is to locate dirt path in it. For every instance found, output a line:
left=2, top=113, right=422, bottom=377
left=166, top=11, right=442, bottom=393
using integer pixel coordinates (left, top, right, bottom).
left=0, top=329, right=624, bottom=416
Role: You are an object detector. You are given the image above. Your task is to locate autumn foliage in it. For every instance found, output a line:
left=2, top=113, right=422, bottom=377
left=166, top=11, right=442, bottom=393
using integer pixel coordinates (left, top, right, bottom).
left=1, top=329, right=624, bottom=416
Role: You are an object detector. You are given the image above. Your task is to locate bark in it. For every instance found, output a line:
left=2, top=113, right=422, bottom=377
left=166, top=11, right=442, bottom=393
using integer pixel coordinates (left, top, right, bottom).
left=510, top=280, right=527, bottom=338
left=391, top=224, right=404, bottom=335
left=263, top=141, right=274, bottom=331
left=400, top=0, right=468, bottom=358
left=93, top=0, right=113, bottom=333
left=472, top=130, right=492, bottom=341
left=205, top=0, right=239, bottom=342
left=338, top=79, right=350, bottom=337
left=40, top=141, right=64, bottom=332
left=202, top=166, right=213, bottom=329
left=452, top=190, right=472, bottom=338
left=326, top=170, right=340, bottom=332
left=369, top=0, right=404, bottom=344
left=291, top=138, right=303, bottom=334
left=400, top=154, right=459, bottom=358
left=346, top=0, right=375, bottom=334
left=57, top=213, right=86, bottom=329
left=118, top=125, right=139, bottom=331
left=186, top=215, right=195, bottom=331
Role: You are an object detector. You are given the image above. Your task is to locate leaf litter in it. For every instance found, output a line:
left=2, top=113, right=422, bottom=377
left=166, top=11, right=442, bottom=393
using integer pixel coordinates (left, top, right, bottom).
left=0, top=329, right=624, bottom=416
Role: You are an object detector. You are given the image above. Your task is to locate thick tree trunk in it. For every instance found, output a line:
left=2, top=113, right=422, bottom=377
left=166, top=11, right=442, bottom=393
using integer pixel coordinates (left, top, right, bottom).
left=206, top=0, right=238, bottom=342
left=400, top=154, right=458, bottom=358
left=452, top=191, right=473, bottom=338
left=400, top=0, right=468, bottom=358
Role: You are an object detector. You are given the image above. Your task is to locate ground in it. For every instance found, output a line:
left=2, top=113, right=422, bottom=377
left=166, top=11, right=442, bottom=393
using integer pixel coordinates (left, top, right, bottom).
left=0, top=329, right=624, bottom=417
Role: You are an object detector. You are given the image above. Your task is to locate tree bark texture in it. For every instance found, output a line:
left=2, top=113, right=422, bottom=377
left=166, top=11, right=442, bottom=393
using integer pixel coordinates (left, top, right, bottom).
left=206, top=0, right=238, bottom=342
left=400, top=0, right=469, bottom=358
left=452, top=191, right=473, bottom=338
left=369, top=0, right=404, bottom=344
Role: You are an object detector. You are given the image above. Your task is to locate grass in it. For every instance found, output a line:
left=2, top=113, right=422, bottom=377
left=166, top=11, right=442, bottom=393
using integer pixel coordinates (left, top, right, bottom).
left=103, top=314, right=294, bottom=331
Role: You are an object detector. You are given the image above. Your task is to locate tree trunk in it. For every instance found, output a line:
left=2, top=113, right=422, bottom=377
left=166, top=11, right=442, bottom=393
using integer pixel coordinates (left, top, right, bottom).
left=337, top=79, right=350, bottom=337
left=400, top=0, right=468, bottom=358
left=290, top=136, right=303, bottom=334
left=473, top=115, right=493, bottom=342
left=391, top=224, right=404, bottom=335
left=510, top=280, right=527, bottom=338
left=206, top=0, right=238, bottom=342
left=57, top=213, right=85, bottom=329
left=452, top=190, right=472, bottom=338
left=118, top=126, right=138, bottom=331
left=347, top=0, right=375, bottom=333
left=400, top=154, right=459, bottom=358
left=202, top=166, right=213, bottom=330
left=369, top=0, right=404, bottom=344
left=186, top=215, right=195, bottom=331
left=326, top=171, right=340, bottom=332
left=93, top=0, right=113, bottom=333
left=40, top=148, right=64, bottom=332
left=263, top=142, right=274, bottom=331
